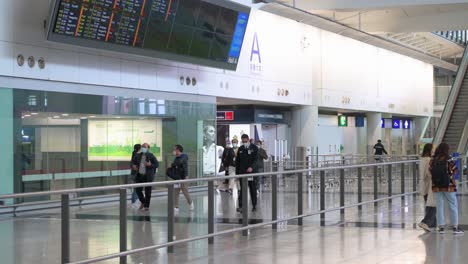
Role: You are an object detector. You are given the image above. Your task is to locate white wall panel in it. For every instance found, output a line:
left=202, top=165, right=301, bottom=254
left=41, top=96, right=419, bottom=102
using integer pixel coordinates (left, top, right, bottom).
left=0, top=42, right=14, bottom=77
left=48, top=48, right=79, bottom=83
left=139, top=62, right=158, bottom=90
left=78, top=53, right=100, bottom=85
left=99, top=57, right=121, bottom=87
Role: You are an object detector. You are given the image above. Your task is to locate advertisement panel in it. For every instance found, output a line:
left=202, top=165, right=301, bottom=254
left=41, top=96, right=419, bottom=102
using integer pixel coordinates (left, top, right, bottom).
left=88, top=119, right=162, bottom=161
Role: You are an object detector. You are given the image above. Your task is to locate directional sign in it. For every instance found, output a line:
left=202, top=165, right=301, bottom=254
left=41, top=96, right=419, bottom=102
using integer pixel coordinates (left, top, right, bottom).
left=392, top=119, right=401, bottom=129
left=338, top=115, right=348, bottom=127
left=403, top=120, right=411, bottom=129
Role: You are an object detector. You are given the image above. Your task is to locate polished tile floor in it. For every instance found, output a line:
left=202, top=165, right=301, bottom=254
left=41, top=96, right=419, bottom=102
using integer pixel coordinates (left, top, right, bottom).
left=1, top=179, right=468, bottom=264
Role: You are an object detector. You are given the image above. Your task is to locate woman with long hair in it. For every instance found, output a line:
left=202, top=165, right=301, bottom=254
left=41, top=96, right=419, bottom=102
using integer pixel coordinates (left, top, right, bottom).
left=418, top=143, right=436, bottom=232
left=431, top=143, right=463, bottom=234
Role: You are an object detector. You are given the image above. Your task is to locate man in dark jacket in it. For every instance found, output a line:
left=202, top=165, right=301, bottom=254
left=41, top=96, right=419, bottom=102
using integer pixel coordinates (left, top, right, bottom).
left=171, top=144, right=194, bottom=211
left=236, top=134, right=259, bottom=212
left=373, top=140, right=388, bottom=162
left=132, top=143, right=159, bottom=211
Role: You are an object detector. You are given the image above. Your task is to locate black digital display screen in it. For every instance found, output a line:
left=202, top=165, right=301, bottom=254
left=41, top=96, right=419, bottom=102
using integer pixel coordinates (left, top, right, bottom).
left=48, top=0, right=250, bottom=70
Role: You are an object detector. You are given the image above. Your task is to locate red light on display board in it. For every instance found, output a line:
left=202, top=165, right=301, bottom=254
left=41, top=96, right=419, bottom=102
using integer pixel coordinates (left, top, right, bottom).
left=225, top=111, right=234, bottom=121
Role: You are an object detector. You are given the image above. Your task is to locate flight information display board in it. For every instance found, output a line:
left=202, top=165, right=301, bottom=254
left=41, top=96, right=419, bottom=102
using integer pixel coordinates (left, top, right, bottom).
left=48, top=0, right=250, bottom=70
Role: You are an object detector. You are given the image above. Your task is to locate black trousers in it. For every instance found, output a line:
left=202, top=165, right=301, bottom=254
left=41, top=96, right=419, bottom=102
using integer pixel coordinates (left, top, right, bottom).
left=238, top=178, right=257, bottom=208
left=135, top=173, right=153, bottom=208
left=422, top=195, right=437, bottom=228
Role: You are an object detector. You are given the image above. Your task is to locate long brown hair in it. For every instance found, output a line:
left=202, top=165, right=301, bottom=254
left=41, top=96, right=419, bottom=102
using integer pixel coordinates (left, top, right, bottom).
left=434, top=143, right=450, bottom=159
left=421, top=143, right=433, bottom=158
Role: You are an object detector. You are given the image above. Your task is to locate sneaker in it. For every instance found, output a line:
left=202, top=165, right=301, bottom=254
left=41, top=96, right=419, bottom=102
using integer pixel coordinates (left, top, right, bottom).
left=418, top=222, right=431, bottom=232
left=189, top=202, right=195, bottom=211
left=174, top=207, right=179, bottom=213
left=453, top=227, right=465, bottom=235
left=438, top=227, right=445, bottom=234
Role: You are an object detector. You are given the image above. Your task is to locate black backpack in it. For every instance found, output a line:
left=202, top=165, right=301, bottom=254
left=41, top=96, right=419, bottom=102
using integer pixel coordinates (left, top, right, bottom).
left=431, top=157, right=450, bottom=188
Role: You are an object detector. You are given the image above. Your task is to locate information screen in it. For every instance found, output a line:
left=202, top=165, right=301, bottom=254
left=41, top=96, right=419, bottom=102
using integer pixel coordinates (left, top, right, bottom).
left=49, top=0, right=250, bottom=70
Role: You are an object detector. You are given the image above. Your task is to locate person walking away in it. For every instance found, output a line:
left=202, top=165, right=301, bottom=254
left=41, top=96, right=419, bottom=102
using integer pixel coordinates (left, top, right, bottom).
left=129, top=144, right=141, bottom=207
left=431, top=143, right=463, bottom=234
left=373, top=139, right=388, bottom=162
left=222, top=141, right=236, bottom=195
left=418, top=143, right=436, bottom=232
left=171, top=145, right=194, bottom=212
left=236, top=134, right=259, bottom=213
left=256, top=140, right=268, bottom=189
left=132, top=143, right=159, bottom=211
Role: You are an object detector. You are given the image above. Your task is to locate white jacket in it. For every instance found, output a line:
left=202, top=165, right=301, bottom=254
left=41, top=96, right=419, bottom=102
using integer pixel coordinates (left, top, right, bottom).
left=419, top=157, right=435, bottom=207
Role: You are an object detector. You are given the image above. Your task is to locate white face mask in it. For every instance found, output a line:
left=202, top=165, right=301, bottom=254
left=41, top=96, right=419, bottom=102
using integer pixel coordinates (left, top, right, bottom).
left=173, top=151, right=177, bottom=156
left=141, top=148, right=148, bottom=153
left=233, top=143, right=238, bottom=148
left=243, top=142, right=250, bottom=148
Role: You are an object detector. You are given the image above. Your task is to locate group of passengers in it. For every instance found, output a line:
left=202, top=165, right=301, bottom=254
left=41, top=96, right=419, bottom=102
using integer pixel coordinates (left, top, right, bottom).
left=128, top=133, right=266, bottom=214
left=129, top=143, right=193, bottom=212
left=418, top=142, right=464, bottom=234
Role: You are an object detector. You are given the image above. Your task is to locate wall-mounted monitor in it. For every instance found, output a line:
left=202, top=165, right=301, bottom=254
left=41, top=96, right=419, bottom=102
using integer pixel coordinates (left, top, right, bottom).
left=48, top=0, right=250, bottom=70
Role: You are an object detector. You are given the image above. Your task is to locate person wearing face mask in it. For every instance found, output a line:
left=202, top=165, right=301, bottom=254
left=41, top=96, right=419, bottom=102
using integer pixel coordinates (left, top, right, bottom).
left=222, top=140, right=236, bottom=195
left=171, top=145, right=194, bottom=212
left=132, top=143, right=159, bottom=211
left=235, top=134, right=259, bottom=213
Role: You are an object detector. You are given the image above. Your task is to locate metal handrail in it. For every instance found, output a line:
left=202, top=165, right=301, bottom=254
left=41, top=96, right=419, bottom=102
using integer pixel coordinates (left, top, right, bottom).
left=6, top=158, right=468, bottom=264
left=71, top=190, right=421, bottom=264
left=0, top=160, right=418, bottom=200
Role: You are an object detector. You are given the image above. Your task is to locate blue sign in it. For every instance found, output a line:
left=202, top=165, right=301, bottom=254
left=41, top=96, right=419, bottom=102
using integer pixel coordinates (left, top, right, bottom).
left=355, top=116, right=365, bottom=127
left=228, top=12, right=249, bottom=63
left=381, top=118, right=384, bottom=128
left=402, top=120, right=411, bottom=129
left=392, top=119, right=401, bottom=129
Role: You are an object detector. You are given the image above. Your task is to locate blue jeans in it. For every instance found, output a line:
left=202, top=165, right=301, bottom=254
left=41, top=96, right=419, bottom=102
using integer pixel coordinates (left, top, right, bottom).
left=435, top=192, right=459, bottom=227
left=131, top=190, right=139, bottom=204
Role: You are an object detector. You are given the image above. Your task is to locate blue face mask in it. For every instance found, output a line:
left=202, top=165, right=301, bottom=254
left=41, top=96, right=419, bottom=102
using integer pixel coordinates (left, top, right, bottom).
left=141, top=148, right=148, bottom=153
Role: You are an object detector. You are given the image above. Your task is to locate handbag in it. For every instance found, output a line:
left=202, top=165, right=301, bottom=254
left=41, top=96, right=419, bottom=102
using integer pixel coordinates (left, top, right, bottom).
left=166, top=167, right=181, bottom=180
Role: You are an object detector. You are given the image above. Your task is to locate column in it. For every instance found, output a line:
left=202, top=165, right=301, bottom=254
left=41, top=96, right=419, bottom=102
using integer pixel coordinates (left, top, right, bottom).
left=366, top=113, right=382, bottom=155
left=291, top=106, right=319, bottom=150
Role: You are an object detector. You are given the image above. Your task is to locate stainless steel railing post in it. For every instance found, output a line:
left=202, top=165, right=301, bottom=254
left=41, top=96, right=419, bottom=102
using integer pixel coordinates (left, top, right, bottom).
left=400, top=163, right=405, bottom=199
left=340, top=169, right=345, bottom=214
left=357, top=167, right=362, bottom=210
left=320, top=170, right=325, bottom=225
left=242, top=178, right=248, bottom=236
left=208, top=181, right=214, bottom=244
left=388, top=164, right=392, bottom=199
left=167, top=184, right=175, bottom=253
left=373, top=166, right=378, bottom=207
left=413, top=163, right=417, bottom=192
left=272, top=168, right=278, bottom=230
left=61, top=194, right=70, bottom=264
left=119, top=189, right=127, bottom=264
left=297, top=172, right=303, bottom=226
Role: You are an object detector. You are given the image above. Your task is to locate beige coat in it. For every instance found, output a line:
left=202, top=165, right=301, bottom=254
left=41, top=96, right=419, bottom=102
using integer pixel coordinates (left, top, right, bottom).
left=419, top=157, right=435, bottom=207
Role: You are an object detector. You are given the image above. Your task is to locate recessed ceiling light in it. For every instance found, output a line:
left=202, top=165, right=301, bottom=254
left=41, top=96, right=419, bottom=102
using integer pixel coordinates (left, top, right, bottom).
left=31, top=113, right=38, bottom=115
left=80, top=117, right=88, bottom=120
left=21, top=116, right=25, bottom=119
left=24, top=114, right=31, bottom=117
left=89, top=116, right=96, bottom=118
left=53, top=116, right=60, bottom=118
left=115, top=116, right=121, bottom=119
left=61, top=114, right=69, bottom=116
